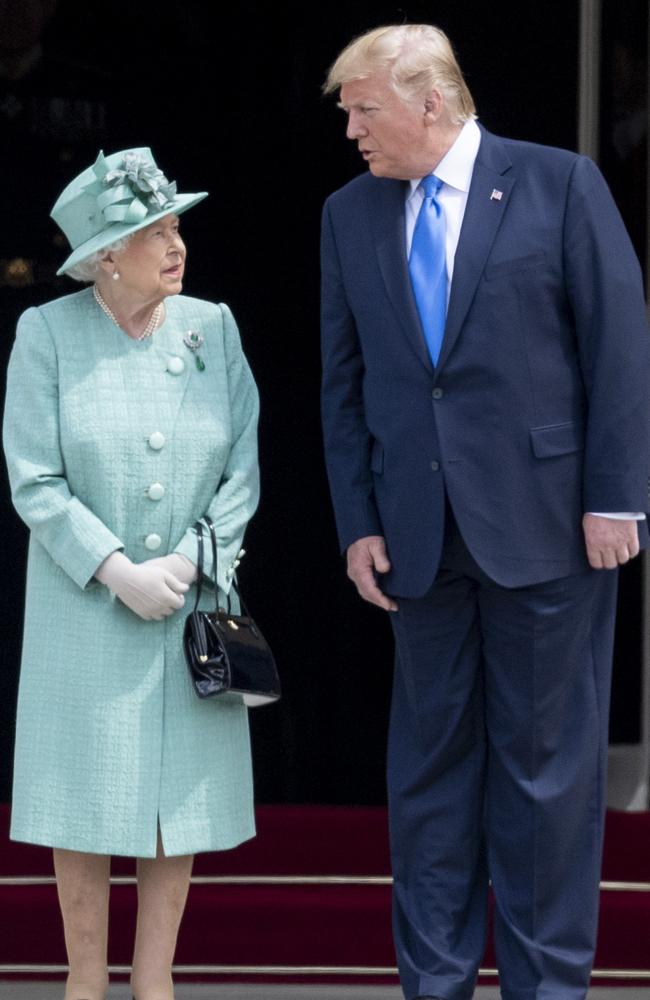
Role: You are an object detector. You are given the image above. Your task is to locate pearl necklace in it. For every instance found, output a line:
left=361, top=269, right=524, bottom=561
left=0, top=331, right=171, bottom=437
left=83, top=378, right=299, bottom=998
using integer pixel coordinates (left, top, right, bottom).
left=93, top=285, right=163, bottom=340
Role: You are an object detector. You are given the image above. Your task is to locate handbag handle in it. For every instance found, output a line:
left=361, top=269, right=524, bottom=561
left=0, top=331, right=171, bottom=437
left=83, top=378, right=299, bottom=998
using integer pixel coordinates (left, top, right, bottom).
left=192, top=520, right=207, bottom=614
left=191, top=517, right=250, bottom=618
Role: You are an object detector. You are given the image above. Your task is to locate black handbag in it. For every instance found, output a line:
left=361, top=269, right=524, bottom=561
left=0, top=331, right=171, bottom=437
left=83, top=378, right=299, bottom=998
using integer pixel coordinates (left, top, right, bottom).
left=182, top=518, right=281, bottom=707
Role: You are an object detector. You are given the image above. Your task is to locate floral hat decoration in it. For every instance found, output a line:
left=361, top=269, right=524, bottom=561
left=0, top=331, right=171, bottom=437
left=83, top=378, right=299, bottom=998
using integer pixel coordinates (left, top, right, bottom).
left=51, top=147, right=208, bottom=276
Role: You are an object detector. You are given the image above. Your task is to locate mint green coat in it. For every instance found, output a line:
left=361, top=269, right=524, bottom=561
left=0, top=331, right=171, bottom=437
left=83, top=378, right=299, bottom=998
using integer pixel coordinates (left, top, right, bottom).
left=3, top=287, right=260, bottom=857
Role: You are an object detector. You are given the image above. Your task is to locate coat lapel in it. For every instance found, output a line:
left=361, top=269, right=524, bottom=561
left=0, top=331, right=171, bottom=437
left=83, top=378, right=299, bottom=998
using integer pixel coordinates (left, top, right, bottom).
left=367, top=129, right=515, bottom=374
left=369, top=178, right=434, bottom=372
left=437, top=128, right=514, bottom=370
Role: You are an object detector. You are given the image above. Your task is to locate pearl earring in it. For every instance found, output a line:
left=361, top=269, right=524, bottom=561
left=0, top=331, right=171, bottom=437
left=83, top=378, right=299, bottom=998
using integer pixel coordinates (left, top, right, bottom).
left=112, top=271, right=120, bottom=281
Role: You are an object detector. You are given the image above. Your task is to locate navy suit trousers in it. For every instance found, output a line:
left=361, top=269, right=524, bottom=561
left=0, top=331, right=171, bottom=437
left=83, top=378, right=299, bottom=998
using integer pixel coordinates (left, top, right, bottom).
left=388, top=505, right=618, bottom=1000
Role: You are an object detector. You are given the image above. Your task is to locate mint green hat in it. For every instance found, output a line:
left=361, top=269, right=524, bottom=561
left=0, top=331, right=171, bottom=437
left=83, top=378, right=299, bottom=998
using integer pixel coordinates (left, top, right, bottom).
left=51, top=147, right=208, bottom=276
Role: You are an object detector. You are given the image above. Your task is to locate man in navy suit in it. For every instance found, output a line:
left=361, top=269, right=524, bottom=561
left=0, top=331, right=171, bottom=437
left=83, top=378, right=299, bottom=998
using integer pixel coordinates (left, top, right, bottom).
left=320, top=24, right=650, bottom=1000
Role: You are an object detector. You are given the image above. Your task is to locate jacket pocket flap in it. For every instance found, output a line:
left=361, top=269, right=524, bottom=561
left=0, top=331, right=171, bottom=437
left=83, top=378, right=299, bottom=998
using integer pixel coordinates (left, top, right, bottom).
left=485, top=252, right=547, bottom=280
left=530, top=421, right=584, bottom=458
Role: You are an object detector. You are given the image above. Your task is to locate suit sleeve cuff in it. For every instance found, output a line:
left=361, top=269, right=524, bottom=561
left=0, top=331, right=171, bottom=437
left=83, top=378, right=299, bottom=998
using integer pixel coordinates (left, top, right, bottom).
left=587, top=512, right=646, bottom=520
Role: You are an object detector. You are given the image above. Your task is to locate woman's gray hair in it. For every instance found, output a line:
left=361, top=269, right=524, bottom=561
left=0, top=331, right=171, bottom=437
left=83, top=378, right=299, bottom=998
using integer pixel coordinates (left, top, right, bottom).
left=65, top=235, right=133, bottom=282
left=324, top=24, right=476, bottom=125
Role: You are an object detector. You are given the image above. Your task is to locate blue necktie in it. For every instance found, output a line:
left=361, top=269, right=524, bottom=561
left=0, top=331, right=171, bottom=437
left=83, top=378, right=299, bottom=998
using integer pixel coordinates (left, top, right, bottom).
left=408, top=174, right=448, bottom=365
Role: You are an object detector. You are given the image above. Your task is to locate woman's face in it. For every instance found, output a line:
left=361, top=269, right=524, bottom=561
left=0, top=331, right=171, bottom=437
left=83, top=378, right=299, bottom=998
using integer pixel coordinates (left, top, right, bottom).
left=112, top=213, right=186, bottom=302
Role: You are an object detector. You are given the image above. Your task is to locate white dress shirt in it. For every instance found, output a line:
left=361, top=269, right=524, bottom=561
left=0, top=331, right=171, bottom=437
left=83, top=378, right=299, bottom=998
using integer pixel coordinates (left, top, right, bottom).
left=405, top=119, right=642, bottom=522
left=406, top=117, right=481, bottom=290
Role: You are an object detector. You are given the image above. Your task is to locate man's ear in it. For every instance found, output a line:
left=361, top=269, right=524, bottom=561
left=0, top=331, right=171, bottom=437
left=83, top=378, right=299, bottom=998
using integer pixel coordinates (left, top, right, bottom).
left=423, top=89, right=444, bottom=124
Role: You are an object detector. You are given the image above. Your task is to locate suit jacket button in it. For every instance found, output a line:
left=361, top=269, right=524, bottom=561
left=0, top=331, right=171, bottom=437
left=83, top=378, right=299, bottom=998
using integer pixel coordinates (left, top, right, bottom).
left=432, top=387, right=443, bottom=399
left=148, top=431, right=165, bottom=450
left=167, top=356, right=185, bottom=375
left=144, top=533, right=162, bottom=551
left=430, top=460, right=440, bottom=471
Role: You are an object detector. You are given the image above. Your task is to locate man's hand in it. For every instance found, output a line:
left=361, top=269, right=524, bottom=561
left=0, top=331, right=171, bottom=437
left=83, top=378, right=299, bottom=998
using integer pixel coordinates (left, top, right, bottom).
left=582, top=514, right=640, bottom=570
left=346, top=535, right=398, bottom=611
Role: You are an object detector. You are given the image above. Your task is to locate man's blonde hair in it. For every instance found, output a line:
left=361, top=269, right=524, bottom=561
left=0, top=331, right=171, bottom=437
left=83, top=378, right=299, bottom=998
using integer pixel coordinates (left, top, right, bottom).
left=324, top=24, right=476, bottom=125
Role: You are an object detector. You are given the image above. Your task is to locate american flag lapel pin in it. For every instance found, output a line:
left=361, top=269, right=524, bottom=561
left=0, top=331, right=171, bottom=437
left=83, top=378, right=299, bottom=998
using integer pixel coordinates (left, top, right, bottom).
left=490, top=189, right=503, bottom=201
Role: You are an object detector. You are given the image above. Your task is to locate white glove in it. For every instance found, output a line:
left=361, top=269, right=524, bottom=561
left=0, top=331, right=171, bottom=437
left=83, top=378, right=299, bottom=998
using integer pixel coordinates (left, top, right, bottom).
left=95, top=551, right=189, bottom=621
left=144, top=552, right=198, bottom=586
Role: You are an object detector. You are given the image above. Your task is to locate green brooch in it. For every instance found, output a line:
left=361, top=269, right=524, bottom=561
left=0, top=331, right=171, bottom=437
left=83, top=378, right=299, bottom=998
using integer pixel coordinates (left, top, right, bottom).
left=183, top=331, right=205, bottom=371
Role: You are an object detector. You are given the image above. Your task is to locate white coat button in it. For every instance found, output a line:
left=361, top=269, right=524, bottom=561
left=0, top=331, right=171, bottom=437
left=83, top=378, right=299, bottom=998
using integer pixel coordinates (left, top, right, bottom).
left=148, top=431, right=165, bottom=450
left=167, top=356, right=185, bottom=375
left=144, top=533, right=162, bottom=551
left=147, top=483, right=165, bottom=501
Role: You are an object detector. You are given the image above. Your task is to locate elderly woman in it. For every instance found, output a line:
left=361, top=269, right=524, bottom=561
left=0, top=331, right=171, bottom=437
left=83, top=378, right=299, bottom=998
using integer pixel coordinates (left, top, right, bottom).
left=2, top=148, right=259, bottom=1000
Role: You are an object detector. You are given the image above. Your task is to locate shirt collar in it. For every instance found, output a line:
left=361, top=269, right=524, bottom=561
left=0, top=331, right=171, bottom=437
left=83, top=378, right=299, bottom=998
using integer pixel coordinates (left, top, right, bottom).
left=408, top=118, right=481, bottom=197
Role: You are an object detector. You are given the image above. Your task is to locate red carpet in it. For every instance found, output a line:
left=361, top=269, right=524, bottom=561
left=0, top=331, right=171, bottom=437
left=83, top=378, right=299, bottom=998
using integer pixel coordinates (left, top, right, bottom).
left=1, top=804, right=649, bottom=984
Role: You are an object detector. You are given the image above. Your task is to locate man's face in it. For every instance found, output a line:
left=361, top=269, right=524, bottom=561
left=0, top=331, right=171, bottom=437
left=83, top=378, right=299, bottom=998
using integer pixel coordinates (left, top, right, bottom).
left=339, top=74, right=434, bottom=180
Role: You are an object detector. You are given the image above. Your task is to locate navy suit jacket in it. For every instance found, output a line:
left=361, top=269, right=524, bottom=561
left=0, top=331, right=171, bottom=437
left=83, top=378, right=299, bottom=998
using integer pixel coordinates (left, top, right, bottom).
left=320, top=126, right=650, bottom=595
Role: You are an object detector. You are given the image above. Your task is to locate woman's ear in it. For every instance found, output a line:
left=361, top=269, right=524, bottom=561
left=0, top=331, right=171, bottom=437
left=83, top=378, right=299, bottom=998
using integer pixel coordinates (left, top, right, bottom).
left=97, top=253, right=116, bottom=280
